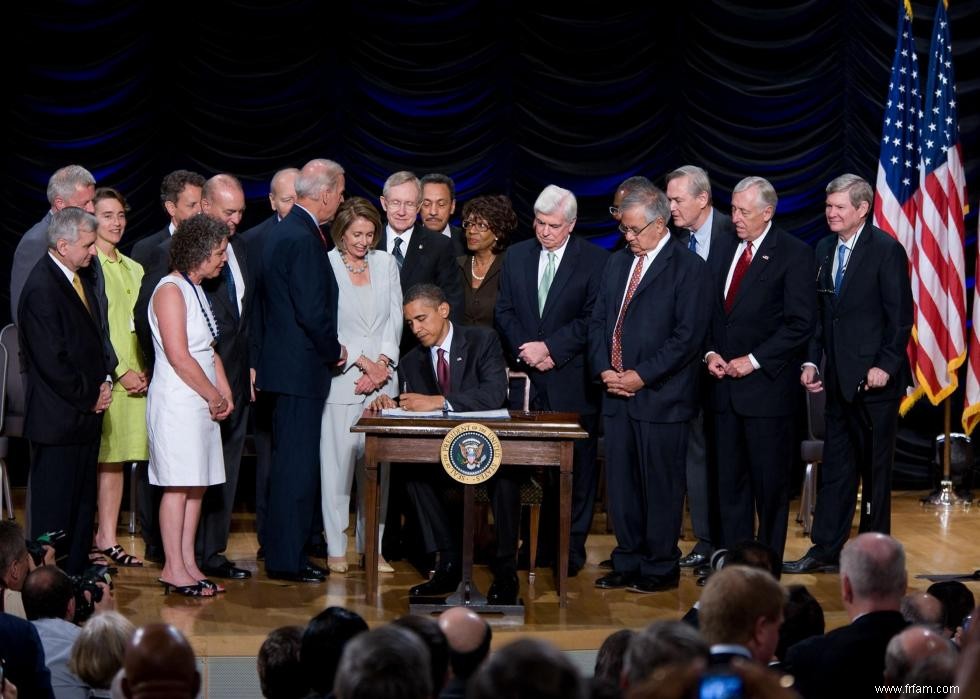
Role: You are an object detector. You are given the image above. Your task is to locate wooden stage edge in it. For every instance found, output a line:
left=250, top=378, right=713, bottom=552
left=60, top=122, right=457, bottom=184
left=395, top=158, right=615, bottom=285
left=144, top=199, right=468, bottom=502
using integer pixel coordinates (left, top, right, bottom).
left=13, top=490, right=980, bottom=658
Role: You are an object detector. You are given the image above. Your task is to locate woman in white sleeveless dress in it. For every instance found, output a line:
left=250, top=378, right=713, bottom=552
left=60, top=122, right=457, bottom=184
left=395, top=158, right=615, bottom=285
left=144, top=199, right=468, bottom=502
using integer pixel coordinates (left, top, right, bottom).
left=147, top=215, right=233, bottom=597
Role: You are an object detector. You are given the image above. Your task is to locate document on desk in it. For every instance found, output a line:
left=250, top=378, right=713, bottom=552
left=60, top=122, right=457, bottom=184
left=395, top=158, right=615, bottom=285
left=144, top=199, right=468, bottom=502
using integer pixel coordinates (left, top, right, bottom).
left=380, top=408, right=511, bottom=419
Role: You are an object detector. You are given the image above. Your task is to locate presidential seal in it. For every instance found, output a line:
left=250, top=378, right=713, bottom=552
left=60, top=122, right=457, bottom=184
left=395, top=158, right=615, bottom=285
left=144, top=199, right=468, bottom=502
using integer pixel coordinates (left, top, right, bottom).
left=440, top=422, right=502, bottom=484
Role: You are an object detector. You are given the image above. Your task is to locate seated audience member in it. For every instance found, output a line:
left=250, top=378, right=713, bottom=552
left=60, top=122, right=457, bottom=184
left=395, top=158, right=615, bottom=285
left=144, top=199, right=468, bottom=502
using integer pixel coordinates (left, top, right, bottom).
left=437, top=607, right=492, bottom=699
left=69, top=610, right=135, bottom=698
left=0, top=521, right=32, bottom=618
left=468, top=638, right=584, bottom=699
left=685, top=539, right=783, bottom=627
left=786, top=533, right=908, bottom=698
left=884, top=626, right=957, bottom=691
left=392, top=615, right=450, bottom=696
left=333, top=625, right=432, bottom=699
left=258, top=626, right=307, bottom=699
left=774, top=585, right=825, bottom=663
left=927, top=580, right=975, bottom=639
left=301, top=607, right=369, bottom=698
left=122, top=623, right=200, bottom=699
left=0, top=609, right=54, bottom=698
left=593, top=628, right=633, bottom=695
left=954, top=605, right=980, bottom=699
left=901, top=591, right=945, bottom=633
left=698, top=565, right=785, bottom=666
left=621, top=621, right=708, bottom=692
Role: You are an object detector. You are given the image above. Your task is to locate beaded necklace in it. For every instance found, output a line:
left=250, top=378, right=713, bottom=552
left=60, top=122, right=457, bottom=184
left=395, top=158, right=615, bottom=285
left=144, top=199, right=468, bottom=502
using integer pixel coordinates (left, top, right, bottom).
left=180, top=272, right=219, bottom=341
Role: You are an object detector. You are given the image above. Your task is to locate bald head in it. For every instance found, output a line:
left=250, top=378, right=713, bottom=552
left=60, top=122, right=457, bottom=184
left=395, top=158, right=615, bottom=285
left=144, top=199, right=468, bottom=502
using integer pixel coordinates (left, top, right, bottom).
left=902, top=592, right=944, bottom=631
left=270, top=167, right=299, bottom=219
left=438, top=606, right=488, bottom=653
left=884, top=626, right=956, bottom=685
left=122, top=624, right=200, bottom=699
left=840, top=533, right=907, bottom=615
left=201, top=173, right=246, bottom=236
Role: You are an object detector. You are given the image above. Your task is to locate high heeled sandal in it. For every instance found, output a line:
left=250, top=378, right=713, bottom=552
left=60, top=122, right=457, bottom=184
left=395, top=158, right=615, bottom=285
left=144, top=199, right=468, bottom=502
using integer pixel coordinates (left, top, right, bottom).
left=96, top=544, right=143, bottom=567
left=197, top=578, right=226, bottom=594
left=158, top=579, right=214, bottom=597
left=327, top=556, right=348, bottom=574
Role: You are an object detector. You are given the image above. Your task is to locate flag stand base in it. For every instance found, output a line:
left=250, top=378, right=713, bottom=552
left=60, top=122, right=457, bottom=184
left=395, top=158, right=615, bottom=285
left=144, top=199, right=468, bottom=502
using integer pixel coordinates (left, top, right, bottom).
left=921, top=480, right=972, bottom=507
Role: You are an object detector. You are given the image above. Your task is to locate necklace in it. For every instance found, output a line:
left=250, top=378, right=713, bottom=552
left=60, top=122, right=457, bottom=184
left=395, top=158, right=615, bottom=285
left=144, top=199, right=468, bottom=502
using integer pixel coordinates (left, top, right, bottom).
left=471, top=254, right=495, bottom=281
left=179, top=272, right=219, bottom=341
left=342, top=253, right=368, bottom=274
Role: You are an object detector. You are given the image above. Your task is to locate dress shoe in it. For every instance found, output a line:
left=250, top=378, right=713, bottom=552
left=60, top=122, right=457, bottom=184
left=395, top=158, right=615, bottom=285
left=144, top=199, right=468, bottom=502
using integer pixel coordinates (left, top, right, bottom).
left=782, top=555, right=839, bottom=574
left=487, top=572, right=520, bottom=605
left=201, top=561, right=251, bottom=580
left=409, top=564, right=461, bottom=597
left=694, top=564, right=712, bottom=578
left=627, top=572, right=680, bottom=594
left=679, top=551, right=708, bottom=568
left=266, top=564, right=327, bottom=583
left=599, top=558, right=614, bottom=569
left=594, top=571, right=637, bottom=589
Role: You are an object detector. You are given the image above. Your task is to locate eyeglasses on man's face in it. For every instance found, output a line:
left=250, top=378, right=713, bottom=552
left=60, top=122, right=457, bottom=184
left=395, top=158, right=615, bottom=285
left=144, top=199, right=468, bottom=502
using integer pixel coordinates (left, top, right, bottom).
left=618, top=219, right=658, bottom=237
left=608, top=206, right=621, bottom=217
left=462, top=219, right=490, bottom=233
left=384, top=199, right=418, bottom=211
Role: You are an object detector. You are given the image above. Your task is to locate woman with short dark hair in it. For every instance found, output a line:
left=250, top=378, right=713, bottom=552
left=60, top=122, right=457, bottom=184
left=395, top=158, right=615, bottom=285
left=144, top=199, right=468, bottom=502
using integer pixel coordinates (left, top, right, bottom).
left=456, top=195, right=517, bottom=327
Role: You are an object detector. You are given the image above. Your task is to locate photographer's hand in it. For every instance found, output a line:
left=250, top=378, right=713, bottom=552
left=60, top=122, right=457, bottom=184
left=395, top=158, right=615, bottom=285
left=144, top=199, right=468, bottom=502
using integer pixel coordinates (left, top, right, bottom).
left=89, top=581, right=115, bottom=614
left=2, top=677, right=18, bottom=699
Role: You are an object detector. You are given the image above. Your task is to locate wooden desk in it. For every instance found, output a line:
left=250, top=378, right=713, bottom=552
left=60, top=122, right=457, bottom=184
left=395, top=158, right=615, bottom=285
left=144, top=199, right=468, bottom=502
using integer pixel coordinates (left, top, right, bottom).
left=352, top=411, right=588, bottom=608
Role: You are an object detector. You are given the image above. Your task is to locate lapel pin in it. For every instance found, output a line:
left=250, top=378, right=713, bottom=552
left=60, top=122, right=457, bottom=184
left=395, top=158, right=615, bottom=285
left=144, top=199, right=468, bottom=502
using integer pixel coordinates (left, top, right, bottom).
left=761, top=255, right=770, bottom=260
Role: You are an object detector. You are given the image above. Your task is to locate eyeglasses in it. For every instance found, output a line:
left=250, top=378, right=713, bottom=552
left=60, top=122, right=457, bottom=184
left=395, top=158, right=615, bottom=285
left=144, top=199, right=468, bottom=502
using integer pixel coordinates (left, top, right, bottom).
left=618, top=219, right=658, bottom=236
left=608, top=206, right=621, bottom=216
left=384, top=199, right=418, bottom=211
left=462, top=220, right=490, bottom=233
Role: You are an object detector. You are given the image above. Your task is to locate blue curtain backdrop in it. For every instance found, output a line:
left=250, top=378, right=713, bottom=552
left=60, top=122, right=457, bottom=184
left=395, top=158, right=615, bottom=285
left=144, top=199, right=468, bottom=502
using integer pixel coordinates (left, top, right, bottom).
left=2, top=0, right=978, bottom=318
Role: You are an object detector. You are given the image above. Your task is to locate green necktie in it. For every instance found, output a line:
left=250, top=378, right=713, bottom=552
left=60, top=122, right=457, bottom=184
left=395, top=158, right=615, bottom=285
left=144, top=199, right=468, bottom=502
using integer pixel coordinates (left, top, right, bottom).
left=538, top=251, right=556, bottom=314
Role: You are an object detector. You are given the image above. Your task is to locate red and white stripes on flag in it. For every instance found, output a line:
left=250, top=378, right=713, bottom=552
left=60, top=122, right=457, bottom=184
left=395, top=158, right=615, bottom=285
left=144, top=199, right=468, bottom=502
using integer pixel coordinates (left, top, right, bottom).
left=964, top=222, right=980, bottom=433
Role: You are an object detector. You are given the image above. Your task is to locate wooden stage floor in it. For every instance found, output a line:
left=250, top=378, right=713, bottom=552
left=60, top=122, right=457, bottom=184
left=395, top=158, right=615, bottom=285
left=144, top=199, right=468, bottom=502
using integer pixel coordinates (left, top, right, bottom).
left=15, top=490, right=980, bottom=658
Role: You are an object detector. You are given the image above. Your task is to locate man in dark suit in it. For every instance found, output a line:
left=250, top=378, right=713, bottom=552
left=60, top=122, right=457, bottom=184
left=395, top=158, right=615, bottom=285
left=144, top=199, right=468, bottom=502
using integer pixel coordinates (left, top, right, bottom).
left=494, top=184, right=608, bottom=576
left=665, top=165, right=737, bottom=571
left=17, top=208, right=113, bottom=575
left=705, top=176, right=815, bottom=563
left=588, top=182, right=710, bottom=593
left=785, top=174, right=913, bottom=574
left=419, top=173, right=466, bottom=256
left=192, top=174, right=252, bottom=581
left=786, top=533, right=909, bottom=697
left=129, top=169, right=206, bottom=564
left=255, top=158, right=345, bottom=582
left=370, top=284, right=513, bottom=603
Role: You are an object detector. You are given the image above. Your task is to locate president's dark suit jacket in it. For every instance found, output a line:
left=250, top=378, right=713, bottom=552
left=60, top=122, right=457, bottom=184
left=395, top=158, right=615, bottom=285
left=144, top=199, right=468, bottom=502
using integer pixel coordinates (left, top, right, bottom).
left=130, top=226, right=170, bottom=270
left=707, top=224, right=816, bottom=416
left=495, top=235, right=609, bottom=414
left=378, top=226, right=464, bottom=324
left=449, top=223, right=466, bottom=257
left=17, top=255, right=112, bottom=444
left=588, top=238, right=710, bottom=423
left=809, top=224, right=913, bottom=403
left=240, top=214, right=280, bottom=368
left=132, top=225, right=172, bottom=367
left=201, top=236, right=253, bottom=406
left=786, top=610, right=907, bottom=699
left=240, top=213, right=279, bottom=265
left=256, top=206, right=341, bottom=399
left=398, top=324, right=507, bottom=412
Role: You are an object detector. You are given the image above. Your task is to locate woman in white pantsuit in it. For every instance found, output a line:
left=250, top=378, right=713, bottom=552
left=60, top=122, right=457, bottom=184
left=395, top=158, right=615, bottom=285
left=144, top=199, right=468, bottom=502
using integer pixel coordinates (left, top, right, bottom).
left=320, top=197, right=402, bottom=574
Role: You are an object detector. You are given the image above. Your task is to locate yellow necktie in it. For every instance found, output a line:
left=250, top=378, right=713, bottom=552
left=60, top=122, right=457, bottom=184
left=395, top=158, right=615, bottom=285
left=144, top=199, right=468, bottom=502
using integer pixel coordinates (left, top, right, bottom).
left=72, top=273, right=91, bottom=314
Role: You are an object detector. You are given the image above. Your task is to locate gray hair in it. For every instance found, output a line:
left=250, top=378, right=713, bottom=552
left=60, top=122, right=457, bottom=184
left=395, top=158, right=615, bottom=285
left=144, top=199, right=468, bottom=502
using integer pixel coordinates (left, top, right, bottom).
left=733, top=176, right=778, bottom=211
left=623, top=620, right=709, bottom=686
left=47, top=165, right=95, bottom=206
left=826, top=173, right=874, bottom=209
left=295, top=159, right=345, bottom=199
left=840, top=533, right=907, bottom=600
left=334, top=625, right=432, bottom=699
left=666, top=165, right=712, bottom=202
left=616, top=176, right=654, bottom=197
left=620, top=183, right=671, bottom=227
left=382, top=171, right=422, bottom=202
left=47, top=207, right=97, bottom=248
left=69, top=611, right=135, bottom=689
left=271, top=167, right=299, bottom=193
left=534, top=185, right=578, bottom=222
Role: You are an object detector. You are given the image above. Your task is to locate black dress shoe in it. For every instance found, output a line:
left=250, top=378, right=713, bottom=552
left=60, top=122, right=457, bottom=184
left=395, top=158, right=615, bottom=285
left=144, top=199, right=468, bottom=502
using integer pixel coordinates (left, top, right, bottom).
left=409, top=564, right=461, bottom=597
left=782, top=555, right=838, bottom=574
left=694, top=564, right=712, bottom=577
left=595, top=571, right=637, bottom=589
left=627, top=572, right=680, bottom=594
left=487, top=572, right=520, bottom=605
left=201, top=561, right=251, bottom=579
left=599, top=558, right=614, bottom=570
left=679, top=552, right=708, bottom=568
left=266, top=564, right=327, bottom=583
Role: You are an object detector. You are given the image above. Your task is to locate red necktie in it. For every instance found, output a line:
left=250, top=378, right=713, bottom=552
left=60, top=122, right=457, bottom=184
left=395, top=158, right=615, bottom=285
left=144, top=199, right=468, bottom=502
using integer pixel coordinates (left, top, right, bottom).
left=610, top=255, right=645, bottom=372
left=724, top=241, right=753, bottom=313
left=437, top=348, right=450, bottom=395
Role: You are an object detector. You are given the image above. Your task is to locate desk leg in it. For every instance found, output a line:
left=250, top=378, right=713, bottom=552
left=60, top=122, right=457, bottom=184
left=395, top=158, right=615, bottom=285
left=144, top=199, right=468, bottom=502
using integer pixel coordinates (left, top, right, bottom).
left=558, top=440, right=573, bottom=608
left=364, top=436, right=379, bottom=604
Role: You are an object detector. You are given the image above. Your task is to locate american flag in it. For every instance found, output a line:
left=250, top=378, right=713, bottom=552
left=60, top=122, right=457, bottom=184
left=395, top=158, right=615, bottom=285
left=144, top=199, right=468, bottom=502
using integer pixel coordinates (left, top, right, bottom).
left=965, top=220, right=980, bottom=433
left=910, top=0, right=967, bottom=414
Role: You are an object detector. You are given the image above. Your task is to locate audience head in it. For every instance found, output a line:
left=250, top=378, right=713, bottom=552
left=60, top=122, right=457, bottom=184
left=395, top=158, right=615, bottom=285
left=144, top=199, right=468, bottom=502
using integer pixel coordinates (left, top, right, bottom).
left=438, top=606, right=492, bottom=681
left=381, top=170, right=422, bottom=235
left=468, top=638, right=584, bottom=699
left=269, top=167, right=299, bottom=219
left=168, top=213, right=229, bottom=278
left=927, top=580, right=975, bottom=637
left=731, top=176, right=777, bottom=242
left=160, top=169, right=206, bottom=226
left=0, top=520, right=30, bottom=591
left=392, top=614, right=449, bottom=694
left=330, top=196, right=382, bottom=251
left=122, top=623, right=200, bottom=699
left=665, top=165, right=713, bottom=231
left=334, top=625, right=431, bottom=699
left=594, top=628, right=633, bottom=687
left=295, top=158, right=346, bottom=224
left=718, top=540, right=782, bottom=580
left=699, top=565, right=787, bottom=663
left=47, top=207, right=99, bottom=271
left=461, top=195, right=517, bottom=256
left=404, top=283, right=451, bottom=348
left=775, top=584, right=825, bottom=661
left=623, top=620, right=708, bottom=688
left=47, top=164, right=96, bottom=212
left=419, top=173, right=457, bottom=233
left=258, top=625, right=307, bottom=699
left=902, top=592, right=945, bottom=632
left=533, top=185, right=577, bottom=251
left=825, top=173, right=872, bottom=240
left=22, top=564, right=73, bottom=621
left=839, top=533, right=907, bottom=616
left=201, top=173, right=246, bottom=236
left=301, top=606, right=368, bottom=696
left=69, top=611, right=135, bottom=691
left=618, top=181, right=671, bottom=257
left=884, top=626, right=957, bottom=686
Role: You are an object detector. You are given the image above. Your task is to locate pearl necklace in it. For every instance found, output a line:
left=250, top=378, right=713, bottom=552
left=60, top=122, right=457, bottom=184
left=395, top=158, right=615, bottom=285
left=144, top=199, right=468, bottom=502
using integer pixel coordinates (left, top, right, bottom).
left=471, top=254, right=495, bottom=281
left=342, top=253, right=368, bottom=274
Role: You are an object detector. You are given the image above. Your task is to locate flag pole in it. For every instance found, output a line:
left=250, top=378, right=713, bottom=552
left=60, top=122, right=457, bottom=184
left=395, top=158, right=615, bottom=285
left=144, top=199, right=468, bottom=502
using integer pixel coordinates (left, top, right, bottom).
left=924, top=398, right=967, bottom=506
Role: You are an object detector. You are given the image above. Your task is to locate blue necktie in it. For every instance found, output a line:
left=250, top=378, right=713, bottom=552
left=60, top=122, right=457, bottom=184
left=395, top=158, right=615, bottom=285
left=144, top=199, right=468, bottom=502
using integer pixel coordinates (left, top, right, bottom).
left=833, top=244, right=848, bottom=295
left=688, top=232, right=698, bottom=253
left=222, top=263, right=239, bottom=319
left=392, top=237, right=404, bottom=268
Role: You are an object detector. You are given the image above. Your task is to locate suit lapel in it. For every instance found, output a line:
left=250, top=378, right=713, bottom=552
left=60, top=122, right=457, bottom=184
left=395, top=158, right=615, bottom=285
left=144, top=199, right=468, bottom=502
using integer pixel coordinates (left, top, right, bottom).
left=630, top=238, right=676, bottom=303
left=48, top=257, right=98, bottom=332
left=608, top=251, right=634, bottom=330
left=417, top=344, right=439, bottom=394
left=524, top=245, right=541, bottom=318
left=727, top=229, right=777, bottom=315
left=541, top=237, right=578, bottom=320
left=837, top=227, right=871, bottom=301
left=448, top=326, right=468, bottom=393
